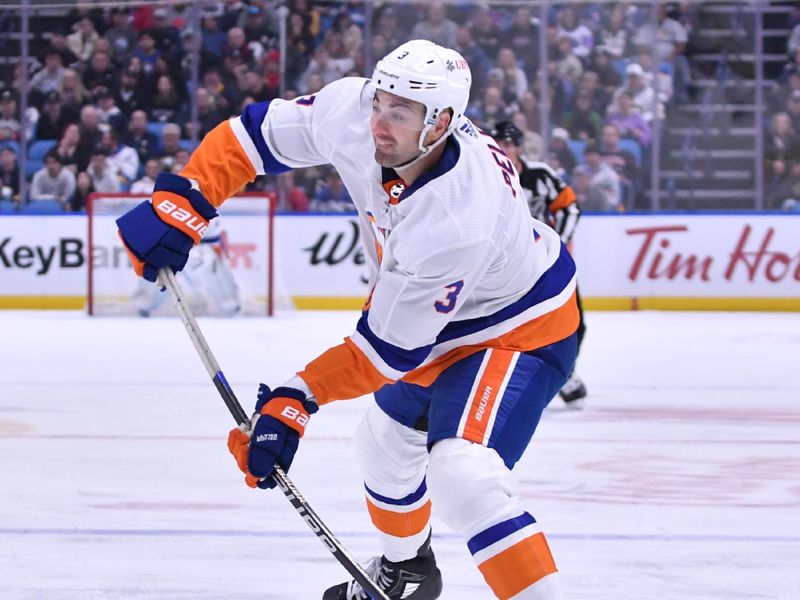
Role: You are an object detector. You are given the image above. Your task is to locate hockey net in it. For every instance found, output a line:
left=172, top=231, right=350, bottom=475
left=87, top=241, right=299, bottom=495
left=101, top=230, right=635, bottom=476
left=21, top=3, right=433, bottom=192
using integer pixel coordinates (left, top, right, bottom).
left=87, top=192, right=277, bottom=317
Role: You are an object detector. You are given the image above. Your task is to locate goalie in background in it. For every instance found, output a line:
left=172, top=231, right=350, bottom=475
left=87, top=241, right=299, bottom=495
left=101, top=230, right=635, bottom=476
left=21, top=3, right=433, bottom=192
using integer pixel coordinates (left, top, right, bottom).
left=132, top=218, right=242, bottom=318
left=491, top=120, right=588, bottom=408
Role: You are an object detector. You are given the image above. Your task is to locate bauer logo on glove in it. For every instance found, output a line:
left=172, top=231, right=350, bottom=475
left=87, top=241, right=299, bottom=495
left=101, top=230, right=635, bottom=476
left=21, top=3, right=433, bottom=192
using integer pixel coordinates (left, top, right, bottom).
left=227, top=384, right=318, bottom=489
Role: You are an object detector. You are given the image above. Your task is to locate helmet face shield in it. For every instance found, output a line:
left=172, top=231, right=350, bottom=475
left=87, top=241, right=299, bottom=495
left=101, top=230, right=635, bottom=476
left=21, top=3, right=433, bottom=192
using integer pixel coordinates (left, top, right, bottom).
left=370, top=91, right=426, bottom=132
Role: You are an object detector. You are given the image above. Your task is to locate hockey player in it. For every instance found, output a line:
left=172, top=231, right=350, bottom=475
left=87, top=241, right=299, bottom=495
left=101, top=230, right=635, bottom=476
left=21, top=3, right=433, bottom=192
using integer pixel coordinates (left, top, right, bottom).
left=117, top=40, right=578, bottom=600
left=491, top=121, right=588, bottom=407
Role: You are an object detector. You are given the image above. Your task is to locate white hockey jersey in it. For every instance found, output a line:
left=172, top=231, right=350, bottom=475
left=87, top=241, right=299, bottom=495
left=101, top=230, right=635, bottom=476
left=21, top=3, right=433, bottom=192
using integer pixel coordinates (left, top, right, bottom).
left=181, top=77, right=579, bottom=404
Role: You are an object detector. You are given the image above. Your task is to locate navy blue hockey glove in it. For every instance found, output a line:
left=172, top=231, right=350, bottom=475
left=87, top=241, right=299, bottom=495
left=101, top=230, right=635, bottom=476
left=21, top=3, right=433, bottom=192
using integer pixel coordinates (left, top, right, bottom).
left=116, top=172, right=218, bottom=282
left=227, top=385, right=318, bottom=489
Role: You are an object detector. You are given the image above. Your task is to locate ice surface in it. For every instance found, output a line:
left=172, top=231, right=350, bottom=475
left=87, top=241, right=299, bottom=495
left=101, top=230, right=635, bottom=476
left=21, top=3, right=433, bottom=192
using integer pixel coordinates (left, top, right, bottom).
left=0, top=310, right=798, bottom=599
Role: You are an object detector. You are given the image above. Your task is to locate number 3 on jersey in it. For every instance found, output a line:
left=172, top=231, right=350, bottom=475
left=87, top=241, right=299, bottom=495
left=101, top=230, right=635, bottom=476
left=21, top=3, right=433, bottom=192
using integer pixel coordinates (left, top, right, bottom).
left=434, top=280, right=464, bottom=314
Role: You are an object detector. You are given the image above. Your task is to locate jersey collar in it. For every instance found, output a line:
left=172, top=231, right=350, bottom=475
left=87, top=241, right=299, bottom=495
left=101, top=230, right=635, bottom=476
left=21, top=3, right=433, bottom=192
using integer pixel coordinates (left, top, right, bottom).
left=380, top=135, right=461, bottom=204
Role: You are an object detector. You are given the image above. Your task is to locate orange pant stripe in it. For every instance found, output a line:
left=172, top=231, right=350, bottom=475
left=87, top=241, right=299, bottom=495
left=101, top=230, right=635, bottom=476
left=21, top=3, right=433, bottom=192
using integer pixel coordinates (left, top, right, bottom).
left=462, top=349, right=515, bottom=445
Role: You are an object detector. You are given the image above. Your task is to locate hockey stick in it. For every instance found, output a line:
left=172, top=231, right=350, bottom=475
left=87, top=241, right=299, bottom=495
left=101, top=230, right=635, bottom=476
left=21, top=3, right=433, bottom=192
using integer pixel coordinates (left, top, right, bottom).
left=156, top=267, right=390, bottom=600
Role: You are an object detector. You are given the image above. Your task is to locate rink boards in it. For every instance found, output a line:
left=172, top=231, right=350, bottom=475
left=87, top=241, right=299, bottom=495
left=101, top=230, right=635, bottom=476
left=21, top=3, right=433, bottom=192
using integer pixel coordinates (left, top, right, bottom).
left=0, top=212, right=798, bottom=311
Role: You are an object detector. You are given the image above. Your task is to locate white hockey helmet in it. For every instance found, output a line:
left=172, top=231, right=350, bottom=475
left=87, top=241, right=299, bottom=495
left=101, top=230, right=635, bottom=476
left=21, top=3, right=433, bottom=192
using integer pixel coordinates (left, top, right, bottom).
left=372, top=39, right=472, bottom=152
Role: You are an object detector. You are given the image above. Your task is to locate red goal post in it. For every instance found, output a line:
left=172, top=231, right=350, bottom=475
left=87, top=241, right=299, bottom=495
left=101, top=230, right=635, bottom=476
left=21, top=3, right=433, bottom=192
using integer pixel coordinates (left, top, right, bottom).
left=87, top=192, right=275, bottom=317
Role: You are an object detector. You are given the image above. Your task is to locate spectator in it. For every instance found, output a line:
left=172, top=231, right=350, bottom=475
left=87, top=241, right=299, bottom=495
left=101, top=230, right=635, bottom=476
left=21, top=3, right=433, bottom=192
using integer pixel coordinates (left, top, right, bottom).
left=606, top=91, right=653, bottom=148
left=71, top=170, right=94, bottom=212
left=123, top=110, right=159, bottom=165
left=82, top=51, right=117, bottom=101
left=0, top=91, right=20, bottom=142
left=275, top=171, right=310, bottom=212
left=555, top=36, right=583, bottom=84
left=517, top=89, right=541, bottom=134
left=550, top=127, right=578, bottom=176
left=766, top=112, right=800, bottom=174
left=297, top=46, right=352, bottom=94
left=100, top=129, right=140, bottom=186
left=66, top=16, right=100, bottom=63
left=373, top=6, right=406, bottom=52
left=564, top=89, right=604, bottom=142
left=241, top=4, right=277, bottom=48
left=106, top=8, right=137, bottom=64
left=222, top=27, right=254, bottom=70
left=150, top=75, right=185, bottom=124
left=30, top=151, right=75, bottom=208
left=454, top=26, right=492, bottom=94
left=488, top=48, right=529, bottom=104
left=576, top=70, right=610, bottom=112
left=114, top=68, right=145, bottom=119
left=34, top=91, right=76, bottom=141
left=768, top=159, right=800, bottom=209
left=169, top=149, right=191, bottom=173
left=632, top=2, right=690, bottom=104
left=54, top=122, right=88, bottom=173
left=599, top=4, right=631, bottom=60
left=58, top=68, right=89, bottom=112
left=239, top=70, right=273, bottom=104
left=0, top=146, right=20, bottom=203
left=158, top=123, right=183, bottom=162
left=47, top=33, right=79, bottom=69
left=510, top=111, right=543, bottom=162
left=588, top=46, right=623, bottom=97
left=29, top=51, right=65, bottom=103
left=311, top=170, right=354, bottom=212
left=130, top=158, right=159, bottom=194
left=468, top=85, right=514, bottom=130
left=183, top=87, right=224, bottom=139
left=785, top=90, right=800, bottom=132
left=86, top=146, right=121, bottom=193
left=599, top=123, right=640, bottom=208
left=332, top=9, right=363, bottom=58
left=77, top=104, right=103, bottom=156
left=260, top=49, right=282, bottom=101
left=96, top=89, right=124, bottom=131
left=411, top=2, right=458, bottom=49
left=133, top=30, right=161, bottom=77
left=151, top=8, right=183, bottom=61
left=504, top=7, right=539, bottom=79
left=608, top=62, right=657, bottom=123
left=573, top=144, right=621, bottom=212
left=469, top=4, right=502, bottom=59
left=557, top=5, right=593, bottom=59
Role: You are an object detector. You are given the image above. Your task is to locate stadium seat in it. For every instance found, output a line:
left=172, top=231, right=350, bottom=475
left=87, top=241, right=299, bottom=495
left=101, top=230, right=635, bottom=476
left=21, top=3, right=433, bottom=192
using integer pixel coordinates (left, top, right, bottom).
left=567, top=139, right=587, bottom=163
left=0, top=140, right=20, bottom=155
left=0, top=200, right=18, bottom=214
left=22, top=199, right=64, bottom=214
left=146, top=122, right=165, bottom=142
left=179, top=139, right=198, bottom=152
left=612, top=59, right=628, bottom=79
left=619, top=138, right=642, bottom=167
left=29, top=139, right=57, bottom=160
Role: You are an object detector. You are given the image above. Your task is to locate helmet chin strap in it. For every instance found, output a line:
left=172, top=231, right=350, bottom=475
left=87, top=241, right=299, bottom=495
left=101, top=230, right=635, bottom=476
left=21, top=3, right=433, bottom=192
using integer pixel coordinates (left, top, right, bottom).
left=394, top=124, right=451, bottom=171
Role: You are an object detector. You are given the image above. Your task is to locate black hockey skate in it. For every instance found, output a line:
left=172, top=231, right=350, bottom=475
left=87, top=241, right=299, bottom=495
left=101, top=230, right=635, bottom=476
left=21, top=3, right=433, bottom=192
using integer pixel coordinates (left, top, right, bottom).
left=322, top=533, right=442, bottom=600
left=559, top=371, right=587, bottom=409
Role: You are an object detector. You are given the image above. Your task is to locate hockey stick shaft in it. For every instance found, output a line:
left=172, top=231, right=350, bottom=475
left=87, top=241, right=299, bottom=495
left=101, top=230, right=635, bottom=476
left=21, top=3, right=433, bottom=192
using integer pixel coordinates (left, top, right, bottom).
left=157, top=268, right=389, bottom=600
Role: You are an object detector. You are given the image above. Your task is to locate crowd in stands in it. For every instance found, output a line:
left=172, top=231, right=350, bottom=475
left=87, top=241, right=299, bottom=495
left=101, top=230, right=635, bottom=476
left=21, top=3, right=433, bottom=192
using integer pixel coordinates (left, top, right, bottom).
left=4, top=1, right=791, bottom=213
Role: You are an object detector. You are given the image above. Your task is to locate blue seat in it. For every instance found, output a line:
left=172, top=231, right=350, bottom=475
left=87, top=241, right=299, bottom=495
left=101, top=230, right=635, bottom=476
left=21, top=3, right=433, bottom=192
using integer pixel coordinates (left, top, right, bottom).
left=29, top=139, right=57, bottom=160
left=0, top=200, right=18, bottom=214
left=178, top=139, right=197, bottom=153
left=567, top=139, right=587, bottom=163
left=25, top=159, right=44, bottom=178
left=612, top=59, right=628, bottom=79
left=21, top=199, right=64, bottom=214
left=0, top=140, right=20, bottom=155
left=146, top=122, right=166, bottom=141
left=619, top=138, right=642, bottom=167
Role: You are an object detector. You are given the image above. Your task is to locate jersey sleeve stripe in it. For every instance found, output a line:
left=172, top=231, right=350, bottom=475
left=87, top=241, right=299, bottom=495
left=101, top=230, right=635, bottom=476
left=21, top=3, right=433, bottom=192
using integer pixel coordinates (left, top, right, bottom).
left=180, top=120, right=256, bottom=207
left=229, top=116, right=265, bottom=175
left=239, top=101, right=293, bottom=175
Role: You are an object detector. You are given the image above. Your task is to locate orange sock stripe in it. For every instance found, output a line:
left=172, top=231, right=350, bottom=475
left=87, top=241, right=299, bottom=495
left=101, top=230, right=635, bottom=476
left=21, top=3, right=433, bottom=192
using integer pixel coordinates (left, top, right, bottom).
left=462, top=349, right=515, bottom=444
left=366, top=497, right=431, bottom=538
left=477, top=532, right=558, bottom=600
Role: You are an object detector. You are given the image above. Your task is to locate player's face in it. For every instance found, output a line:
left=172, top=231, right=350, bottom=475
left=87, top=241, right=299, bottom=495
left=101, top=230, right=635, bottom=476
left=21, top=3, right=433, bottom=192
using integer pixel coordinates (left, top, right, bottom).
left=370, top=90, right=426, bottom=167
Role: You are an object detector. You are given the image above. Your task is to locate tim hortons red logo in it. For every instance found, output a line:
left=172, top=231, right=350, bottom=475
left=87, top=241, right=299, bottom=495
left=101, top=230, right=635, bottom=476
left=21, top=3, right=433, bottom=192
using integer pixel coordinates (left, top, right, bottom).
left=626, top=224, right=800, bottom=283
